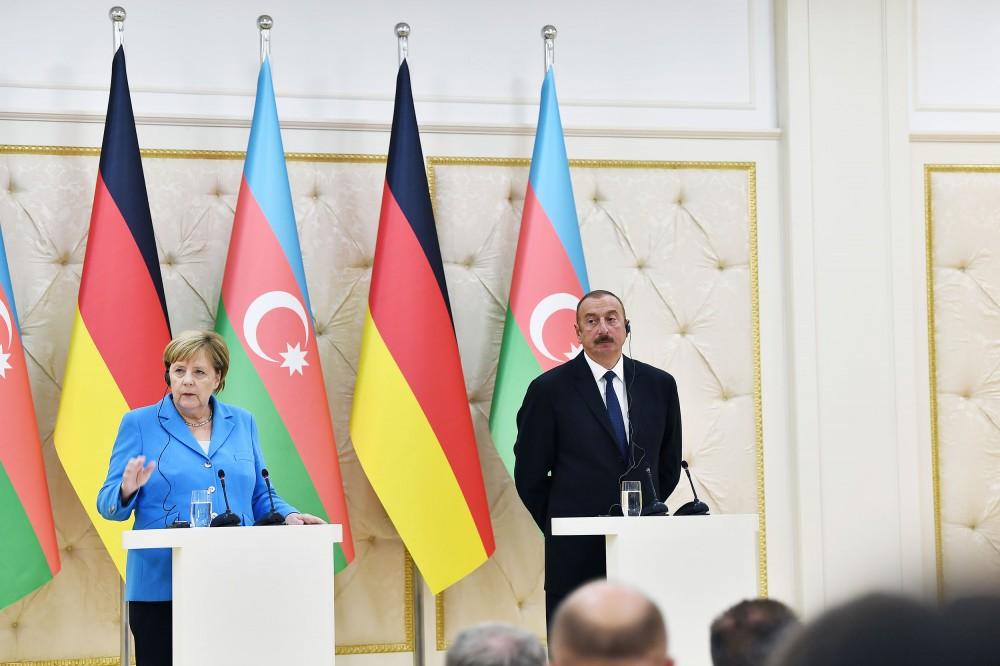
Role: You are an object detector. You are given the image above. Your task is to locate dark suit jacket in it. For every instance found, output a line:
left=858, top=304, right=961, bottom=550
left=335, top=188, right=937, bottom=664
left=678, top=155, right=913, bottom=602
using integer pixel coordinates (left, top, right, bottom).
left=513, top=352, right=682, bottom=599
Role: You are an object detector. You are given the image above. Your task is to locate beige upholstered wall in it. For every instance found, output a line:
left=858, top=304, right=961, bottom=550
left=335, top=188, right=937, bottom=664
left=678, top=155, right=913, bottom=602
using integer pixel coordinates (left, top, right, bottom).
left=925, top=166, right=1000, bottom=598
left=0, top=147, right=761, bottom=664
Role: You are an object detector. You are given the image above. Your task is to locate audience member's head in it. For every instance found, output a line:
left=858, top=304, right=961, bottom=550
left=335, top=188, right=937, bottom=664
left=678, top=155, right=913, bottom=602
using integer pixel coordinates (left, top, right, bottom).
left=446, top=622, right=546, bottom=666
left=768, top=593, right=948, bottom=666
left=941, top=595, right=1000, bottom=666
left=710, top=598, right=800, bottom=666
left=549, top=580, right=673, bottom=666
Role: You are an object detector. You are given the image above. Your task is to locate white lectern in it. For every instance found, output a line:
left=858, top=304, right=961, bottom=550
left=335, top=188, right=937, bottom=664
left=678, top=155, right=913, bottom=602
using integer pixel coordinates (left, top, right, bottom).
left=123, top=525, right=342, bottom=666
left=552, top=515, right=758, bottom=666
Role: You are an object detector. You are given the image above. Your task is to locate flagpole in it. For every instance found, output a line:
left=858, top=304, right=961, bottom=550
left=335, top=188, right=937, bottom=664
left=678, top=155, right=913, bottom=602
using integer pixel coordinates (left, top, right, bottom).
left=258, top=14, right=272, bottom=64
left=542, top=24, right=556, bottom=72
left=111, top=5, right=125, bottom=51
left=108, top=8, right=132, bottom=665
left=392, top=22, right=426, bottom=666
left=395, top=21, right=410, bottom=66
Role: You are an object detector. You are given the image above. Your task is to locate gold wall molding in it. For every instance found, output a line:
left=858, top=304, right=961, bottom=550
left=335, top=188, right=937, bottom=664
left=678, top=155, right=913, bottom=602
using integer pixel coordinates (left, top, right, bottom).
left=0, top=657, right=124, bottom=666
left=920, top=163, right=1000, bottom=598
left=0, top=144, right=386, bottom=164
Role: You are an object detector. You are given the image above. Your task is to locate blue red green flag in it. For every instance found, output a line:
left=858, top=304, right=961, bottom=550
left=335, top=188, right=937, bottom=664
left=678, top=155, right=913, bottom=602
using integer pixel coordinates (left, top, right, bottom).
left=216, top=58, right=354, bottom=570
left=489, top=67, right=590, bottom=476
left=0, top=227, right=61, bottom=608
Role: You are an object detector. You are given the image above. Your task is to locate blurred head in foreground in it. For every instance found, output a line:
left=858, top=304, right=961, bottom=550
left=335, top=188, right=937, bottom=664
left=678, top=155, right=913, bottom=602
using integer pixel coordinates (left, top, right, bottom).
left=550, top=580, right=673, bottom=666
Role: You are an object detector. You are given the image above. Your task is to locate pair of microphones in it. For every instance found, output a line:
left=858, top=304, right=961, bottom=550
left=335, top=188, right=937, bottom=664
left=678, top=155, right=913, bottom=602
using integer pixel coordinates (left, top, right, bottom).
left=640, top=460, right=710, bottom=516
left=210, top=467, right=285, bottom=527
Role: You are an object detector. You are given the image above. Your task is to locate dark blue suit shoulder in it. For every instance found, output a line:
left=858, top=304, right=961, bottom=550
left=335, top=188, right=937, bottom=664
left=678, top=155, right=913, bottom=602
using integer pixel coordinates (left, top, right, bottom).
left=628, top=358, right=676, bottom=385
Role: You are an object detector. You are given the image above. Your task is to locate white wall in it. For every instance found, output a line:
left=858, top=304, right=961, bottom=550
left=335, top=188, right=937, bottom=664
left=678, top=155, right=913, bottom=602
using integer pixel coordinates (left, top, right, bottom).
left=0, top=0, right=775, bottom=143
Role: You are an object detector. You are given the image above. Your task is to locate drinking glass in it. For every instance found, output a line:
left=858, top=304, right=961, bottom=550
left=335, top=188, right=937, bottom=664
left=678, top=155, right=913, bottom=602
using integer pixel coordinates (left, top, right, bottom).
left=621, top=480, right=642, bottom=517
left=190, top=489, right=212, bottom=527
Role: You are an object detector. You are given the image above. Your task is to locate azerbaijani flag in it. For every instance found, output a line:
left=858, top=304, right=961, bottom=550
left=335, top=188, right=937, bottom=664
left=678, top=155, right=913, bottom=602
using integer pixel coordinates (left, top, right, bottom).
left=350, top=61, right=494, bottom=593
left=0, top=228, right=60, bottom=608
left=54, top=46, right=172, bottom=578
left=216, top=58, right=353, bottom=570
left=489, top=67, right=589, bottom=475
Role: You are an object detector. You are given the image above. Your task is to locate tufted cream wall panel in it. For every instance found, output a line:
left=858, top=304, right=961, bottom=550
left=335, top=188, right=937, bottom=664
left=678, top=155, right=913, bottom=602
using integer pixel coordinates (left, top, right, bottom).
left=0, top=149, right=762, bottom=663
left=429, top=158, right=763, bottom=646
left=926, top=166, right=1000, bottom=597
left=0, top=149, right=412, bottom=663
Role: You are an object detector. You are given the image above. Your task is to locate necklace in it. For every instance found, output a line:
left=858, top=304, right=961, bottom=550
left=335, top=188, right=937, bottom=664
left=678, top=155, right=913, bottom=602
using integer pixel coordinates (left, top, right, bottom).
left=182, top=411, right=213, bottom=429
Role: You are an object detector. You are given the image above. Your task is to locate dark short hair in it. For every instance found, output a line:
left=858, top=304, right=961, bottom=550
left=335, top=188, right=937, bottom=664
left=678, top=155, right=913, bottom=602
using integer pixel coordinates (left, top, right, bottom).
left=941, top=595, right=1000, bottom=666
left=769, top=594, right=947, bottom=666
left=445, top=622, right=545, bottom=666
left=710, top=598, right=799, bottom=666
left=576, top=290, right=626, bottom=322
left=552, top=583, right=666, bottom=660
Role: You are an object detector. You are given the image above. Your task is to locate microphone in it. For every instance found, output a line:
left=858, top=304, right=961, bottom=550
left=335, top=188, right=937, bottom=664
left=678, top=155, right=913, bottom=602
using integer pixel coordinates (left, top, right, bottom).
left=210, top=469, right=242, bottom=527
left=253, top=468, right=284, bottom=526
left=674, top=461, right=710, bottom=516
left=640, top=466, right=669, bottom=516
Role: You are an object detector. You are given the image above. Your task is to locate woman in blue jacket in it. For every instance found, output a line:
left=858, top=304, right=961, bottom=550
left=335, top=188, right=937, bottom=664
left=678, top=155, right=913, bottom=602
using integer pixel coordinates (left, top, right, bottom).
left=97, top=330, right=324, bottom=666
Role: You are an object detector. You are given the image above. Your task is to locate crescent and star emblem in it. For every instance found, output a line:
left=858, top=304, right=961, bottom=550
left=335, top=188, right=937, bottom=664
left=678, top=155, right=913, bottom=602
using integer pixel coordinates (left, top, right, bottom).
left=0, top=299, right=13, bottom=379
left=529, top=292, right=582, bottom=363
left=242, top=291, right=311, bottom=376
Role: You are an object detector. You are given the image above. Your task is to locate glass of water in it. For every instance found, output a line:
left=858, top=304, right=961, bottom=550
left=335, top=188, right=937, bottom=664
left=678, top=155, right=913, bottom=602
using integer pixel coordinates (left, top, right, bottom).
left=190, top=489, right=212, bottom=527
left=621, top=480, right=642, bottom=517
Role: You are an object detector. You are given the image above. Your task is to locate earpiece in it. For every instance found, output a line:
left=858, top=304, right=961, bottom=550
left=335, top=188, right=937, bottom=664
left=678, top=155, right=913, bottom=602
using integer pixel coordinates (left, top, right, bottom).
left=625, top=320, right=631, bottom=335
left=164, top=370, right=170, bottom=388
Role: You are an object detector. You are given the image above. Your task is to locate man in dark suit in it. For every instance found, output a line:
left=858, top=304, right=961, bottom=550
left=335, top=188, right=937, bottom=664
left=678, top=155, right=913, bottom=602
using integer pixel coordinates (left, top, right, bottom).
left=513, top=290, right=682, bottom=631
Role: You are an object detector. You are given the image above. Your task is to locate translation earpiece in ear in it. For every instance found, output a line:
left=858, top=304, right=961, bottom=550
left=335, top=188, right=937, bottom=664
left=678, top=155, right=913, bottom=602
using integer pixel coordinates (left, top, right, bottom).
left=164, top=370, right=170, bottom=388
left=625, top=320, right=632, bottom=335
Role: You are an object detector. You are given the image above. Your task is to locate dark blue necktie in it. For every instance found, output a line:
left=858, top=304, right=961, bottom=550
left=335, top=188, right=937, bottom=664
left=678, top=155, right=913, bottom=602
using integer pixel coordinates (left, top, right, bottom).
left=603, top=370, right=628, bottom=460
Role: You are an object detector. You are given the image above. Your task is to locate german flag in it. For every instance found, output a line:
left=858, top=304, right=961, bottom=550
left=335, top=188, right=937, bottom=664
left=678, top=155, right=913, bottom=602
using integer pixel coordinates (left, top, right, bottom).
left=350, top=61, right=494, bottom=593
left=54, top=46, right=171, bottom=578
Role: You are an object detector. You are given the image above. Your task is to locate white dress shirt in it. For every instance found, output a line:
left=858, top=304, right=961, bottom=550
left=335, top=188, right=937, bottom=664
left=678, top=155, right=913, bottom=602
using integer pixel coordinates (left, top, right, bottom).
left=582, top=352, right=630, bottom=442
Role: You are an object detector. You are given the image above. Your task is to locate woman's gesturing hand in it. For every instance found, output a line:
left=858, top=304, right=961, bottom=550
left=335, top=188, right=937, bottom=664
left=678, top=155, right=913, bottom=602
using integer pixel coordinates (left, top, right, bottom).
left=120, top=455, right=156, bottom=500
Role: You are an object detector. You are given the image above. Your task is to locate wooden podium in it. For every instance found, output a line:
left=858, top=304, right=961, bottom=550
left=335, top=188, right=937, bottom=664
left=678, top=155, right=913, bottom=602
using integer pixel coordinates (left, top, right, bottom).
left=552, top=515, right=759, bottom=666
left=123, top=524, right=342, bottom=666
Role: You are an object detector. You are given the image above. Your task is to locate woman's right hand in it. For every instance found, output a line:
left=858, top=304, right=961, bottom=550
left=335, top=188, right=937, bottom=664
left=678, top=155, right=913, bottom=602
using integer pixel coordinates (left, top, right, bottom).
left=120, top=455, right=156, bottom=501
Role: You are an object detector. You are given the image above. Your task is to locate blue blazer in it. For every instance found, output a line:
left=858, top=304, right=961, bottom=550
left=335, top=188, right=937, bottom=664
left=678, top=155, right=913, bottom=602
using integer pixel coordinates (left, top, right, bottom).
left=97, top=395, right=297, bottom=601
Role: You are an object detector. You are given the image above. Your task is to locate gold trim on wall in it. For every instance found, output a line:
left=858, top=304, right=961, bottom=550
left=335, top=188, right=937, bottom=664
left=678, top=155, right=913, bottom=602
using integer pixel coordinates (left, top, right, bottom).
left=0, top=144, right=388, bottom=164
left=920, top=163, right=1000, bottom=599
left=0, top=144, right=409, bottom=664
left=427, top=156, right=767, bottom=648
left=335, top=549, right=416, bottom=655
left=924, top=164, right=943, bottom=600
left=0, top=657, right=129, bottom=666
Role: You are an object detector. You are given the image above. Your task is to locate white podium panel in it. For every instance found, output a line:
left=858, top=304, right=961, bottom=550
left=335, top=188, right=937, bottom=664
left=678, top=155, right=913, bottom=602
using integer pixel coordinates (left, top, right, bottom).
left=552, top=515, right=758, bottom=666
left=123, top=525, right=342, bottom=666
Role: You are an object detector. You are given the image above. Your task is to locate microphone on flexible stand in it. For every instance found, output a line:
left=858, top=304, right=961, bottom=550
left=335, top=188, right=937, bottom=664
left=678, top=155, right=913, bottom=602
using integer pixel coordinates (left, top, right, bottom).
left=210, top=469, right=242, bottom=527
left=254, top=468, right=285, bottom=526
left=674, top=461, right=710, bottom=516
left=640, top=466, right=669, bottom=516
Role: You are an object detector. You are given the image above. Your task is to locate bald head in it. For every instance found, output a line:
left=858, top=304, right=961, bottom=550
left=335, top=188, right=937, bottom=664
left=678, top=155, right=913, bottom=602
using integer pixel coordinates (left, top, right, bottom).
left=550, top=581, right=673, bottom=666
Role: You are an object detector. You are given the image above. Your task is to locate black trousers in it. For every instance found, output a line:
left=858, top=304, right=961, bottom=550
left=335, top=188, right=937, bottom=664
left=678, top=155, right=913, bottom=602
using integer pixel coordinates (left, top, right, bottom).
left=129, top=601, right=172, bottom=666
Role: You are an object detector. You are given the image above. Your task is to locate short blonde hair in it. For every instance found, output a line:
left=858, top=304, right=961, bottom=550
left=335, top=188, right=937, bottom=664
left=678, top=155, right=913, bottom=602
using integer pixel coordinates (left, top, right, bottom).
left=163, top=330, right=230, bottom=393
